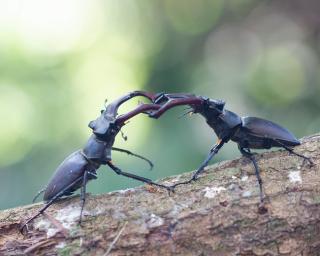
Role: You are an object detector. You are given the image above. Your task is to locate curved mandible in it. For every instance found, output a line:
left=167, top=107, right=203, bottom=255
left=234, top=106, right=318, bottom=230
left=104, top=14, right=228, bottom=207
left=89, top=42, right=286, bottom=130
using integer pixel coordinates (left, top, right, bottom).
left=90, top=91, right=158, bottom=138
left=147, top=93, right=205, bottom=119
left=105, top=91, right=161, bottom=118
left=116, top=103, right=161, bottom=125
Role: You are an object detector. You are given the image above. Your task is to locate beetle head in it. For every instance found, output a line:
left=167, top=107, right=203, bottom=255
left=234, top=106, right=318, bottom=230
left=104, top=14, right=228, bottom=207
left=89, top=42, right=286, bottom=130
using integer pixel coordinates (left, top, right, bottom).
left=88, top=91, right=154, bottom=139
left=88, top=109, right=119, bottom=140
left=88, top=94, right=131, bottom=139
left=194, top=98, right=225, bottom=117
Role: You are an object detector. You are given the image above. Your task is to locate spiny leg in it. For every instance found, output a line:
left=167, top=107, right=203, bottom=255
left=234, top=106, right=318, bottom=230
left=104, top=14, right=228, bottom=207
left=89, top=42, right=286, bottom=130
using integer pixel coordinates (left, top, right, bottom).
left=112, top=147, right=154, bottom=170
left=239, top=147, right=264, bottom=204
left=107, top=161, right=172, bottom=193
left=20, top=176, right=83, bottom=233
left=274, top=139, right=314, bottom=166
left=170, top=139, right=225, bottom=190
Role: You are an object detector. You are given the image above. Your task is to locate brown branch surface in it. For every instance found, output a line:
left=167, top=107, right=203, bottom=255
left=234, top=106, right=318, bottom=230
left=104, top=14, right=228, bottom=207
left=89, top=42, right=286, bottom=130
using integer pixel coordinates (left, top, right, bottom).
left=1, top=134, right=320, bottom=256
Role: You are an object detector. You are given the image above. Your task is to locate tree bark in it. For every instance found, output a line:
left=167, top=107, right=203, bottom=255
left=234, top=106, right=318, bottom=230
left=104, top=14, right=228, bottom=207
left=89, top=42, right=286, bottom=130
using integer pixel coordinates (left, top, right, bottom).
left=1, top=134, right=320, bottom=256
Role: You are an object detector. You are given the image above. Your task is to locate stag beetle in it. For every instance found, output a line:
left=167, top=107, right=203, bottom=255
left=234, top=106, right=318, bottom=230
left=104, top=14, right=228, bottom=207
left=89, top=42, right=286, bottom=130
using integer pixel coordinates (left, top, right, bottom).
left=21, top=91, right=170, bottom=232
left=140, top=92, right=313, bottom=207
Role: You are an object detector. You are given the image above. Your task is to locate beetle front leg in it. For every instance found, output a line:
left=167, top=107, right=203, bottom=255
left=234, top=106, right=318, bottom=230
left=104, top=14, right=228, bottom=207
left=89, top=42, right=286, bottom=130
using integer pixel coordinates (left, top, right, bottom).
left=170, top=139, right=225, bottom=189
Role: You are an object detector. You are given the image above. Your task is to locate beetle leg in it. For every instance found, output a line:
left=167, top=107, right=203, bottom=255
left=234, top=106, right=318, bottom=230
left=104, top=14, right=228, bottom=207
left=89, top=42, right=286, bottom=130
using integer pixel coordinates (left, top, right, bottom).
left=111, top=147, right=154, bottom=171
left=106, top=161, right=173, bottom=193
left=170, top=139, right=225, bottom=189
left=239, top=147, right=265, bottom=204
left=32, top=187, right=47, bottom=203
left=274, top=139, right=314, bottom=166
left=192, top=139, right=225, bottom=180
left=20, top=176, right=84, bottom=234
left=79, top=171, right=88, bottom=224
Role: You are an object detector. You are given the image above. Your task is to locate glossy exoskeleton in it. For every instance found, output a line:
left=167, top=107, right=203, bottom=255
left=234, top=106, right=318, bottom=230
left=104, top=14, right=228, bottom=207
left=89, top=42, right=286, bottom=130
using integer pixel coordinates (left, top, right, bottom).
left=21, top=91, right=170, bottom=231
left=140, top=92, right=313, bottom=207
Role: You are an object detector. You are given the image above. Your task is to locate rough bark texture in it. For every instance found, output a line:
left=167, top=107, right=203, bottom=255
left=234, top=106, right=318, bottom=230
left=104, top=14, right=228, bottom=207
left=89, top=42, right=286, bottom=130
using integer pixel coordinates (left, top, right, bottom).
left=1, top=134, right=320, bottom=256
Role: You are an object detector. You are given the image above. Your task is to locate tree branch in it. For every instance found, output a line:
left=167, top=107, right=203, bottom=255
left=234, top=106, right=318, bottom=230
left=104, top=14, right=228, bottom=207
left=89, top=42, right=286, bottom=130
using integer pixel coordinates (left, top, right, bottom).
left=1, top=134, right=320, bottom=255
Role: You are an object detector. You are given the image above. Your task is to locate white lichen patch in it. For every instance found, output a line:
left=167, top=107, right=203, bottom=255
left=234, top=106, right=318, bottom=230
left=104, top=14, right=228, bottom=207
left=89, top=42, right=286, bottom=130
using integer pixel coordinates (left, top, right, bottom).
left=34, top=219, right=51, bottom=230
left=116, top=188, right=135, bottom=194
left=231, top=176, right=237, bottom=180
left=33, top=203, right=104, bottom=238
left=163, top=175, right=182, bottom=186
left=47, top=227, right=60, bottom=238
left=55, top=205, right=83, bottom=229
left=34, top=219, right=60, bottom=238
left=147, top=213, right=164, bottom=228
left=288, top=171, right=302, bottom=184
left=55, top=242, right=66, bottom=249
left=241, top=176, right=249, bottom=182
left=203, top=186, right=226, bottom=199
left=242, top=191, right=252, bottom=197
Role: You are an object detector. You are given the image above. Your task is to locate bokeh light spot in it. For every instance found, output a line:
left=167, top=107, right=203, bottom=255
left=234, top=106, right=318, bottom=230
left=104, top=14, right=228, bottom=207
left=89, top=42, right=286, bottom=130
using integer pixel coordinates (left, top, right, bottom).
left=247, top=46, right=305, bottom=105
left=165, top=0, right=223, bottom=35
left=0, top=0, right=101, bottom=55
left=0, top=84, right=35, bottom=167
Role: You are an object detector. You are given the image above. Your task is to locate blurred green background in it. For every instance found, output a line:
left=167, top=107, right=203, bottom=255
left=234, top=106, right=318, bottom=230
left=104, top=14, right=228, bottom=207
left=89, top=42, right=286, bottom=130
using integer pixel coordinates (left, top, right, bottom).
left=1, top=0, right=320, bottom=210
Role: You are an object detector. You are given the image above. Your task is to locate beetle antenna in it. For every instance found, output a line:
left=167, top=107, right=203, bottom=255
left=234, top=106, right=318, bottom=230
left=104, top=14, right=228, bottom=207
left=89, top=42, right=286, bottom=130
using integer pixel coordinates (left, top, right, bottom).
left=104, top=98, right=108, bottom=108
left=178, top=107, right=193, bottom=119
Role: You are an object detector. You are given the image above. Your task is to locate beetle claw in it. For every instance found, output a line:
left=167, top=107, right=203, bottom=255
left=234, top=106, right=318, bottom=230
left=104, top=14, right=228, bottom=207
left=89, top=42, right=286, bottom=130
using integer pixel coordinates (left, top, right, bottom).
left=306, top=157, right=314, bottom=167
left=258, top=203, right=268, bottom=214
left=167, top=186, right=175, bottom=195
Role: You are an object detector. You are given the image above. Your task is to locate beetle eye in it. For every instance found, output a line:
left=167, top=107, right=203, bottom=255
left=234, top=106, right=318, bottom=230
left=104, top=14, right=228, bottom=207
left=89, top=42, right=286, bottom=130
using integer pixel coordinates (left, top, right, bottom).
left=100, top=109, right=104, bottom=114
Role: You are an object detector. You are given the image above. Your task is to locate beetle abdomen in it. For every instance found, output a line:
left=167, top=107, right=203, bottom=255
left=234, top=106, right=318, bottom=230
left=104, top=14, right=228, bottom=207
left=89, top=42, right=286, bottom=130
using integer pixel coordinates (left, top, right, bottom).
left=43, top=150, right=93, bottom=201
left=241, top=117, right=300, bottom=146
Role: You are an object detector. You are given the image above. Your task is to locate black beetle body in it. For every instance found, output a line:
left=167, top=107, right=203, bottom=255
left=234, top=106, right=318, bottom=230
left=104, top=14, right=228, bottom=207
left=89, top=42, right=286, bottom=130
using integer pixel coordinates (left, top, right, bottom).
left=142, top=92, right=313, bottom=207
left=82, top=134, right=115, bottom=164
left=21, top=92, right=169, bottom=232
left=234, top=117, right=300, bottom=149
left=196, top=100, right=301, bottom=149
left=43, top=151, right=98, bottom=202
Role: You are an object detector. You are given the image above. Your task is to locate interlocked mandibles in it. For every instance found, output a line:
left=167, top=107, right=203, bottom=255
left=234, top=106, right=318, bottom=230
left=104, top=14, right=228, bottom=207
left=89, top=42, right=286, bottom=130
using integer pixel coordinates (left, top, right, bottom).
left=21, top=91, right=313, bottom=233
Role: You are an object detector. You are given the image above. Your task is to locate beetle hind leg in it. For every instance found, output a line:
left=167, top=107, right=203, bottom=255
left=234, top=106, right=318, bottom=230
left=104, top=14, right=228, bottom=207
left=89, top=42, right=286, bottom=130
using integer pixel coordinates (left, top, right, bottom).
left=20, top=176, right=84, bottom=234
left=274, top=139, right=314, bottom=167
